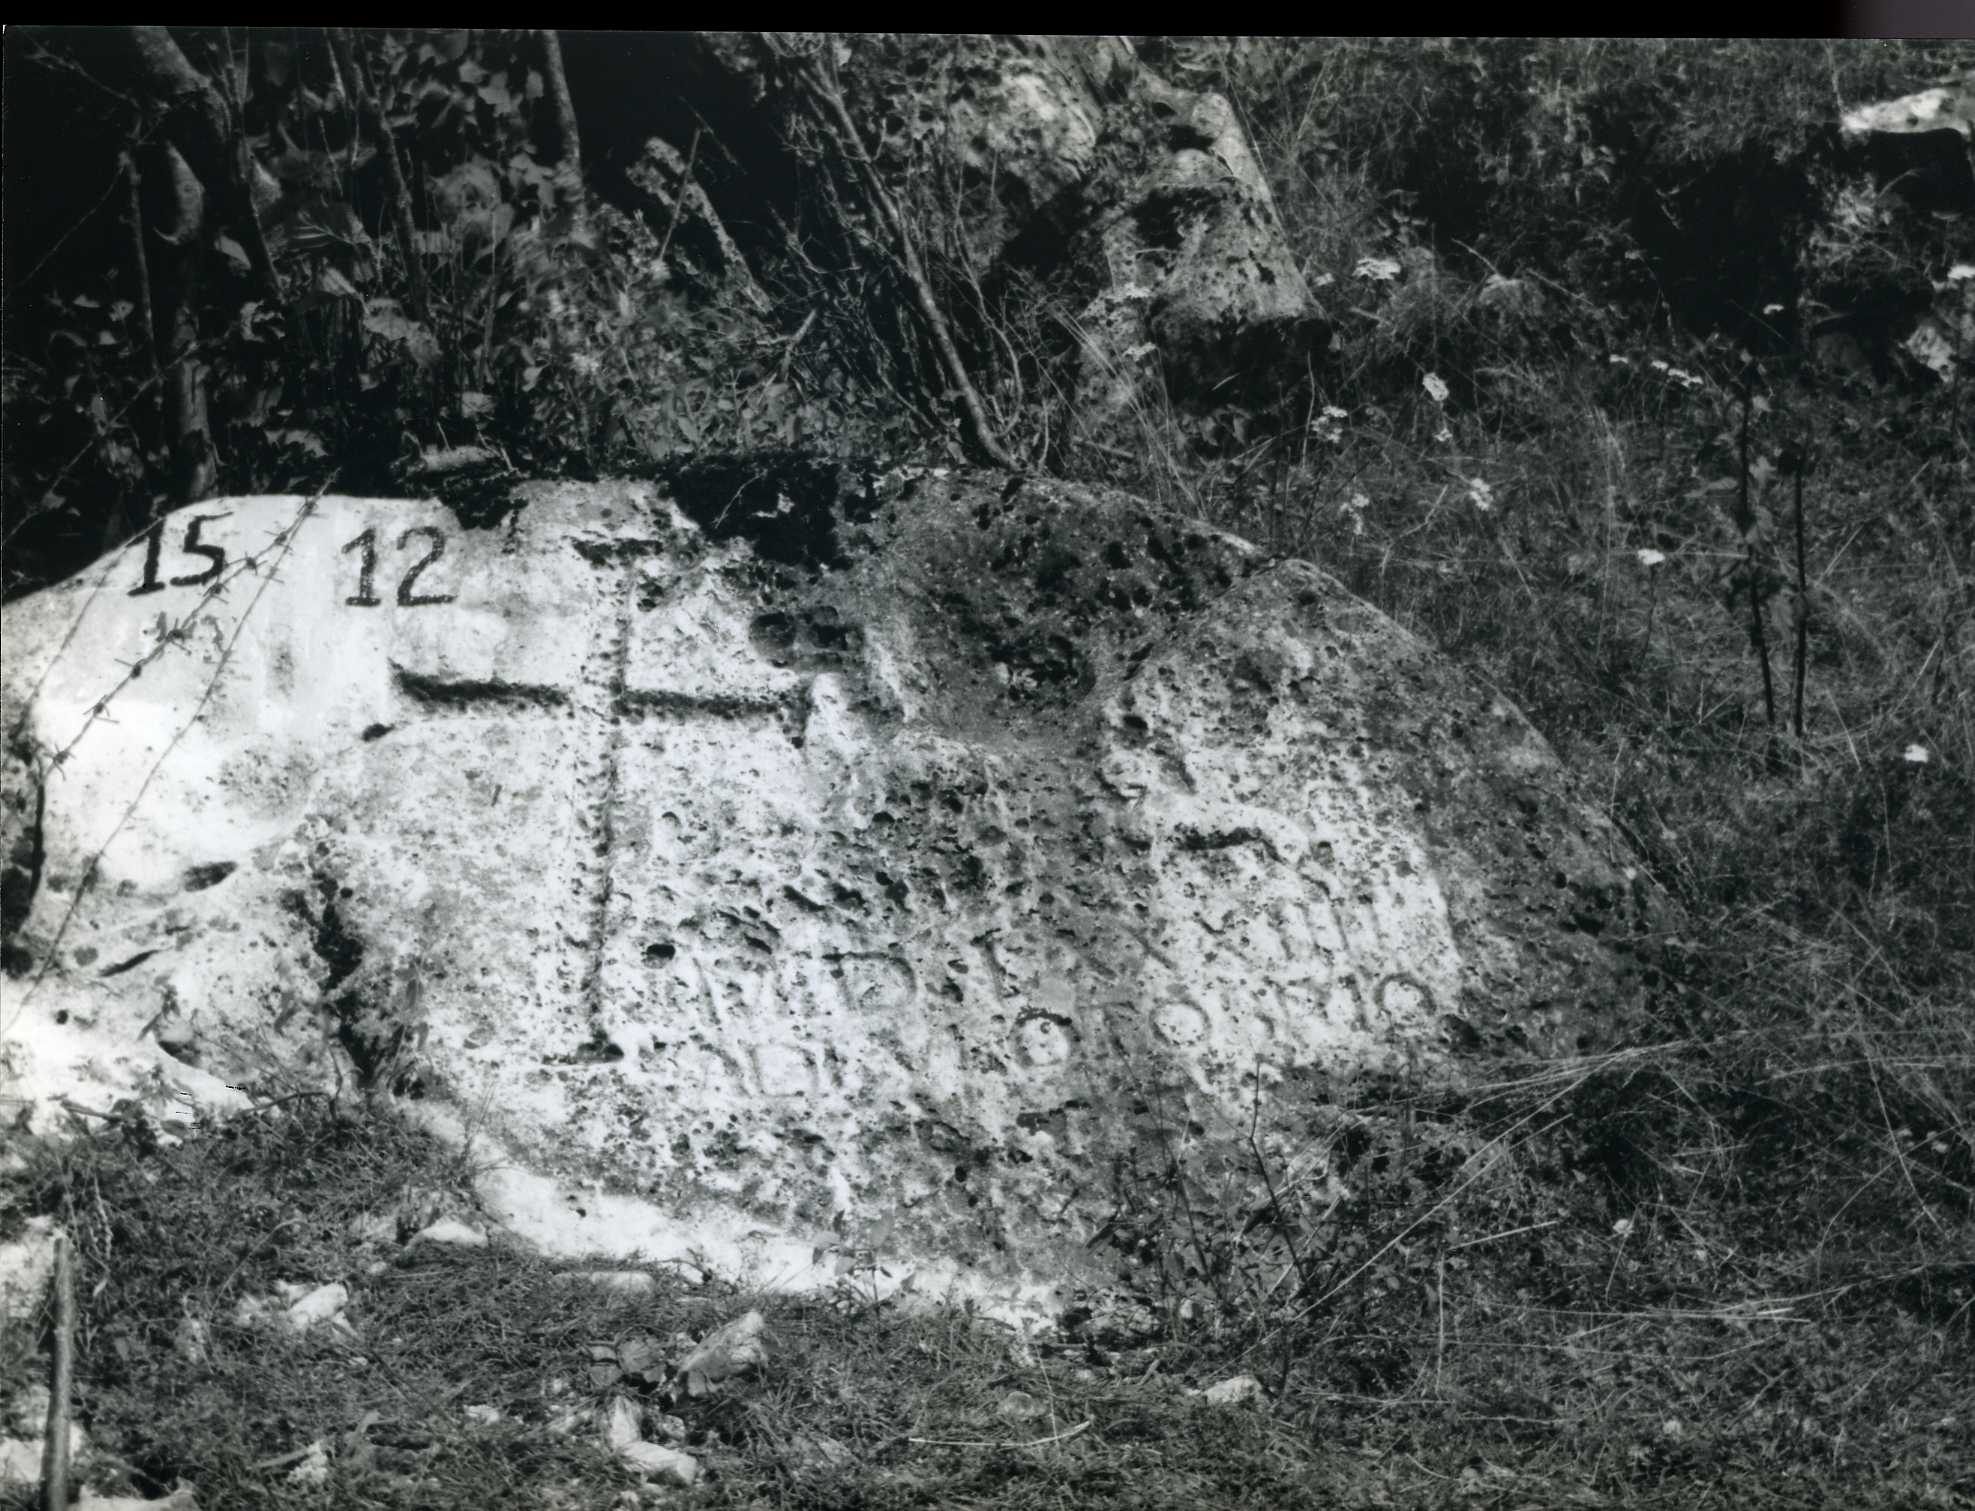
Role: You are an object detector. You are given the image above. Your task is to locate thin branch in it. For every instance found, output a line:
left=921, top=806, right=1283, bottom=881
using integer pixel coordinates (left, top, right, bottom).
left=5, top=159, right=133, bottom=308
left=536, top=30, right=584, bottom=212
left=1737, top=374, right=1777, bottom=734
left=1791, top=451, right=1812, bottom=743
left=121, top=152, right=162, bottom=388
left=327, top=29, right=425, bottom=316
left=781, top=34, right=1017, bottom=470
left=908, top=1420, right=1093, bottom=1450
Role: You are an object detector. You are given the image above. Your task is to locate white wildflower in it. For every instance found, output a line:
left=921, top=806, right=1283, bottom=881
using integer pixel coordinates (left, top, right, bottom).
left=1310, top=406, right=1347, bottom=445
left=1465, top=477, right=1495, bottom=512
left=1339, top=492, right=1370, bottom=536
left=1903, top=744, right=1931, bottom=765
left=1422, top=372, right=1450, bottom=404
left=1636, top=548, right=1666, bottom=568
left=1354, top=256, right=1402, bottom=283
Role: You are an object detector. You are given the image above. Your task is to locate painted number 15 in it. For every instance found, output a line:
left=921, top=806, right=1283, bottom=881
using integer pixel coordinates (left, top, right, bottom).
left=128, top=515, right=228, bottom=596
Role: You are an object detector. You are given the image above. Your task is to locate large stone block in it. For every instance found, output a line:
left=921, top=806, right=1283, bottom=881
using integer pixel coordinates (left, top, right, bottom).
left=0, top=467, right=1662, bottom=1311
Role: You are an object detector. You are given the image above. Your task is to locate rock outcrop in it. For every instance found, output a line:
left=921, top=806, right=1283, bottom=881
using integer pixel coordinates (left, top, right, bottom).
left=1, top=466, right=1663, bottom=1310
left=1840, top=68, right=1975, bottom=214
left=590, top=34, right=1324, bottom=444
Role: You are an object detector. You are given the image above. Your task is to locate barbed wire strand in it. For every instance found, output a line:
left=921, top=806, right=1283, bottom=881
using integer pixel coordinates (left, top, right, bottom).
left=5, top=482, right=336, bottom=1031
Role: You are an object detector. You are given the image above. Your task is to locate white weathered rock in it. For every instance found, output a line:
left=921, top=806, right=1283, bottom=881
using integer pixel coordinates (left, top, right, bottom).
left=3, top=1384, right=51, bottom=1439
left=235, top=1281, right=353, bottom=1337
left=76, top=1488, right=200, bottom=1511
left=677, top=1309, right=766, bottom=1397
left=0, top=1218, right=61, bottom=1333
left=1839, top=69, right=1975, bottom=212
left=617, top=1440, right=701, bottom=1486
left=1, top=471, right=1663, bottom=1315
left=408, top=1218, right=488, bottom=1250
left=1841, top=72, right=1974, bottom=142
left=0, top=1421, right=89, bottom=1487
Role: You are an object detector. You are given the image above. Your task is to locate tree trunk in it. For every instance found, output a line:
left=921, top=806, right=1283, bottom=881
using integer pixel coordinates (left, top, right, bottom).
left=537, top=30, right=585, bottom=214
left=108, top=26, right=283, bottom=308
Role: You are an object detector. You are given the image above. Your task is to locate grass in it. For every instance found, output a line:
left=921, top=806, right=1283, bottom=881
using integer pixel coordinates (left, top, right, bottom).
left=3, top=1036, right=1970, bottom=1510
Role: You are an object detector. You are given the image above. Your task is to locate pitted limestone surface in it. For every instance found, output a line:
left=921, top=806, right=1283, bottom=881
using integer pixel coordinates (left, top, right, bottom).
left=0, top=468, right=1662, bottom=1310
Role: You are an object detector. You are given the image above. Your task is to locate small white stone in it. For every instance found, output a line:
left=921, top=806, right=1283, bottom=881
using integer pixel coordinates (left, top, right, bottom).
left=281, top=1282, right=352, bottom=1335
left=551, top=1269, right=656, bottom=1296
left=0, top=1439, right=31, bottom=1486
left=996, top=1389, right=1045, bottom=1421
left=174, top=1316, right=210, bottom=1363
left=286, top=1440, right=330, bottom=1485
left=677, top=1309, right=766, bottom=1397
left=408, top=1218, right=488, bottom=1249
left=0, top=1218, right=62, bottom=1327
left=785, top=1429, right=854, bottom=1471
left=1197, top=1374, right=1263, bottom=1405
left=603, top=1396, right=642, bottom=1451
left=647, top=1412, right=688, bottom=1444
left=75, top=1487, right=200, bottom=1511
left=3, top=1385, right=50, bottom=1439
left=345, top=1211, right=397, bottom=1244
left=617, top=1440, right=701, bottom=1486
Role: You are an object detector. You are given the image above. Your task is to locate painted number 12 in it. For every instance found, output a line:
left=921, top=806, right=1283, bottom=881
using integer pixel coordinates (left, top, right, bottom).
left=341, top=527, right=456, bottom=607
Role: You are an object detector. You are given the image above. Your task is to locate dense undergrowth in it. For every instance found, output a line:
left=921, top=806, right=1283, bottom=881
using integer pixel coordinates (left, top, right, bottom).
left=3, top=32, right=1972, bottom=1509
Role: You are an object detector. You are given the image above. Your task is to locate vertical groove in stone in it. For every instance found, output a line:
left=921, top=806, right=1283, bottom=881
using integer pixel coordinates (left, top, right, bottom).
left=574, top=565, right=636, bottom=1027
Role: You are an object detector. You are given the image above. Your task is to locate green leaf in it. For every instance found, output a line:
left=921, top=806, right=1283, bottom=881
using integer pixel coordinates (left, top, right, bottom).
left=270, top=428, right=326, bottom=457
left=362, top=300, right=440, bottom=367
left=214, top=234, right=251, bottom=273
